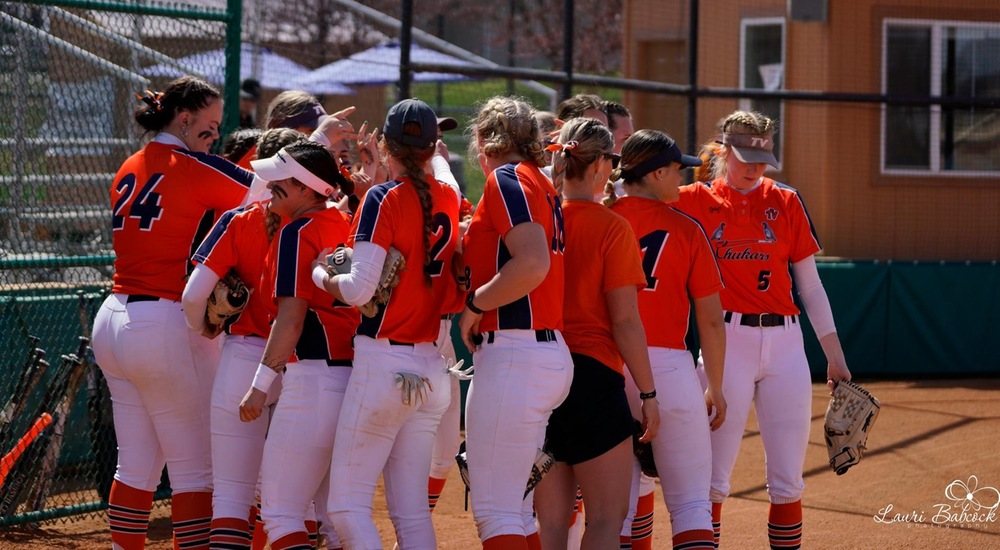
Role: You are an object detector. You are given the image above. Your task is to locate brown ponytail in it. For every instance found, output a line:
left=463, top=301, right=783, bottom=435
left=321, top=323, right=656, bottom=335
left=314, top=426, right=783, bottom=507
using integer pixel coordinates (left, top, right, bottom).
left=383, top=123, right=436, bottom=286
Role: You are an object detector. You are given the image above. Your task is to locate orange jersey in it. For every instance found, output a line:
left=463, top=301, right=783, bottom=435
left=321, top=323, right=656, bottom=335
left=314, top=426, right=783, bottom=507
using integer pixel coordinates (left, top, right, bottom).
left=611, top=196, right=724, bottom=349
left=111, top=141, right=253, bottom=300
left=675, top=178, right=821, bottom=315
left=261, top=206, right=358, bottom=362
left=463, top=161, right=565, bottom=332
left=192, top=203, right=274, bottom=339
left=561, top=200, right=646, bottom=373
left=350, top=176, right=460, bottom=342
left=235, top=145, right=257, bottom=170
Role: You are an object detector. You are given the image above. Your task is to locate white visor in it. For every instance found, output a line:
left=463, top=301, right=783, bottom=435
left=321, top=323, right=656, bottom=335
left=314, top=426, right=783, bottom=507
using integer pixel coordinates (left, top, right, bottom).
left=251, top=148, right=335, bottom=197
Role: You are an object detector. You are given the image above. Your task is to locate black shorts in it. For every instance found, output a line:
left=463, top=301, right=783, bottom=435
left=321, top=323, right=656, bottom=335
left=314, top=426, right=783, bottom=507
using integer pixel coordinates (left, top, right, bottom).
left=545, top=353, right=635, bottom=465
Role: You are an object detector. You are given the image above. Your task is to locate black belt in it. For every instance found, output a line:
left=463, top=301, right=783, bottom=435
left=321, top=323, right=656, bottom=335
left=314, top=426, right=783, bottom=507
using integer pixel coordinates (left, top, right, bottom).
left=483, top=329, right=557, bottom=345
left=724, top=311, right=795, bottom=327
left=326, top=359, right=352, bottom=367
left=441, top=313, right=457, bottom=321
left=389, top=340, right=414, bottom=347
left=126, top=294, right=160, bottom=303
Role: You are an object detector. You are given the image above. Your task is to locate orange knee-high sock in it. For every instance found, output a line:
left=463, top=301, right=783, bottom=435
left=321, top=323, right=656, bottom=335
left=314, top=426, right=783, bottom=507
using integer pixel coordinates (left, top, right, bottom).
left=304, top=519, right=318, bottom=549
left=428, top=476, right=448, bottom=511
left=483, top=534, right=529, bottom=550
left=108, top=480, right=154, bottom=550
left=172, top=491, right=212, bottom=550
left=210, top=516, right=251, bottom=549
left=249, top=502, right=267, bottom=550
left=269, top=531, right=313, bottom=550
left=711, top=502, right=723, bottom=549
left=630, top=491, right=655, bottom=550
left=672, top=529, right=716, bottom=550
left=767, top=501, right=802, bottom=549
left=526, top=531, right=541, bottom=550
left=620, top=535, right=633, bottom=548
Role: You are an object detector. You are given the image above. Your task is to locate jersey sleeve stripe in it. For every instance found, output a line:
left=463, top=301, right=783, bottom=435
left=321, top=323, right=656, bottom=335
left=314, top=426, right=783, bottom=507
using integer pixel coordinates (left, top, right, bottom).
left=354, top=180, right=403, bottom=243
left=275, top=218, right=312, bottom=297
left=188, top=209, right=217, bottom=275
left=670, top=206, right=725, bottom=288
left=775, top=182, right=823, bottom=250
left=495, top=165, right=533, bottom=227
left=174, top=149, right=255, bottom=188
left=192, top=206, right=245, bottom=264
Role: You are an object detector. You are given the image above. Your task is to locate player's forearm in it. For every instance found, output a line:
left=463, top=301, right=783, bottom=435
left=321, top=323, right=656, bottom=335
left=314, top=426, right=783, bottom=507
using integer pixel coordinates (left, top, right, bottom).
left=818, top=332, right=848, bottom=370
left=181, top=264, right=220, bottom=332
left=613, top=318, right=656, bottom=395
left=252, top=300, right=306, bottom=392
left=694, top=294, right=726, bottom=393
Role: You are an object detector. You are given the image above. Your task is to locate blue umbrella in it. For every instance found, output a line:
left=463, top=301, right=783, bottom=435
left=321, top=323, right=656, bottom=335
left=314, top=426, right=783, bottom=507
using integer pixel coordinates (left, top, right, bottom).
left=291, top=42, right=475, bottom=90
left=142, top=43, right=354, bottom=95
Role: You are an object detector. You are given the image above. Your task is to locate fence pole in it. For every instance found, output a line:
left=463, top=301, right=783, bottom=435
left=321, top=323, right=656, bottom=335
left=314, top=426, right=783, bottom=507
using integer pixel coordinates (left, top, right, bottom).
left=221, top=0, right=242, bottom=142
left=398, top=0, right=413, bottom=101
left=561, top=0, right=574, bottom=101
left=686, top=0, right=699, bottom=180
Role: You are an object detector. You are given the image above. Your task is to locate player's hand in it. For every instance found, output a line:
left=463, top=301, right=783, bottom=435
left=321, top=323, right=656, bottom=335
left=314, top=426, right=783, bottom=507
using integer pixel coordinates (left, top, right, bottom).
left=459, top=307, right=483, bottom=355
left=350, top=171, right=374, bottom=199
left=315, top=107, right=358, bottom=145
left=435, top=139, right=450, bottom=162
left=705, top=385, right=727, bottom=431
left=239, top=387, right=267, bottom=422
left=827, top=360, right=852, bottom=394
left=638, top=397, right=660, bottom=443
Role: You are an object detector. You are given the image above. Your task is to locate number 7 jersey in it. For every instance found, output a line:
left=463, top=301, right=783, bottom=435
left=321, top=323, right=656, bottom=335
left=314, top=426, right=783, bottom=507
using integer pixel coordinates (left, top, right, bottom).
left=675, top=177, right=821, bottom=316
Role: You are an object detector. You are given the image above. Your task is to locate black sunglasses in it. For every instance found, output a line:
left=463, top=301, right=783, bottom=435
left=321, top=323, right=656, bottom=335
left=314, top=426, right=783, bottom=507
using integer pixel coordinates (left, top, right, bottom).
left=603, top=152, right=621, bottom=169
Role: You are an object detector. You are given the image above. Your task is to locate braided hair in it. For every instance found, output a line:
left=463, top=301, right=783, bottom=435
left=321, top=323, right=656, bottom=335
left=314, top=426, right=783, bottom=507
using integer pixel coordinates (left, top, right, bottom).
left=711, top=110, right=778, bottom=180
left=471, top=96, right=545, bottom=167
left=382, top=125, right=436, bottom=286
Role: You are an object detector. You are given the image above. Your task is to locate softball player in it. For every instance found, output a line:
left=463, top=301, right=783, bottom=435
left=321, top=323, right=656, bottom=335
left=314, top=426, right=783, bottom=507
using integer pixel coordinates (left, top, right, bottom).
left=675, top=111, right=851, bottom=549
left=609, top=129, right=727, bottom=550
left=533, top=118, right=659, bottom=550
left=90, top=76, right=253, bottom=550
left=458, top=96, right=573, bottom=550
left=315, top=99, right=458, bottom=549
left=180, top=128, right=305, bottom=548
left=236, top=140, right=357, bottom=550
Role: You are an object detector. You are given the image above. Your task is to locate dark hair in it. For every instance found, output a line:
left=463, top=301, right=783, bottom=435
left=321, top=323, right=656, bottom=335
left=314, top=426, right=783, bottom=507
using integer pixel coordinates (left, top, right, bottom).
left=284, top=140, right=350, bottom=198
left=256, top=128, right=308, bottom=242
left=222, top=128, right=262, bottom=163
left=133, top=76, right=220, bottom=134
left=603, top=101, right=631, bottom=132
left=604, top=129, right=674, bottom=206
left=265, top=90, right=322, bottom=129
left=382, top=122, right=436, bottom=285
left=556, top=93, right=604, bottom=121
left=550, top=117, right=613, bottom=192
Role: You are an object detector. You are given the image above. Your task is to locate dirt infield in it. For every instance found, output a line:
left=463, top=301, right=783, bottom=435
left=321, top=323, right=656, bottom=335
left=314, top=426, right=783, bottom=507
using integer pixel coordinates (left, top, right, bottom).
left=2, top=379, right=998, bottom=549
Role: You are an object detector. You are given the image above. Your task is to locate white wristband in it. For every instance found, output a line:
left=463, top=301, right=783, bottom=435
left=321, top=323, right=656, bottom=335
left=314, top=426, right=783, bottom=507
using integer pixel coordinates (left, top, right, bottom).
left=309, top=130, right=332, bottom=149
left=251, top=362, right=280, bottom=392
left=312, top=264, right=329, bottom=290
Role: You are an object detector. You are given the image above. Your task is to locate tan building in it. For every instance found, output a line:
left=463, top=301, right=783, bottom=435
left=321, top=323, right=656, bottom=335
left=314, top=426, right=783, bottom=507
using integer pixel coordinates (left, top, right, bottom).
left=623, top=0, right=1000, bottom=260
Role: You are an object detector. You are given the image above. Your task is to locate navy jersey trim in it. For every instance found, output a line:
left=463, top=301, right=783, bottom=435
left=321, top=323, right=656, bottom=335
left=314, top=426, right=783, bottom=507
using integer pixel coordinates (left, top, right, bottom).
left=192, top=206, right=246, bottom=264
left=275, top=217, right=313, bottom=297
left=354, top=180, right=405, bottom=243
left=174, top=149, right=254, bottom=188
left=356, top=299, right=387, bottom=338
left=187, top=209, right=217, bottom=276
left=774, top=181, right=822, bottom=250
left=296, top=307, right=334, bottom=360
left=494, top=237, right=532, bottom=329
left=495, top=164, right=532, bottom=227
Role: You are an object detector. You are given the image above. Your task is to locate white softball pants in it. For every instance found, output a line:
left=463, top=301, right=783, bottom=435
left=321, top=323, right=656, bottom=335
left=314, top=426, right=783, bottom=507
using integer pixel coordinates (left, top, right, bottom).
left=260, top=360, right=350, bottom=542
left=625, top=347, right=713, bottom=536
left=91, top=294, right=218, bottom=493
left=465, top=330, right=573, bottom=542
left=699, top=313, right=812, bottom=504
left=210, top=334, right=281, bottom=521
left=430, top=319, right=462, bottom=480
left=327, top=337, right=450, bottom=550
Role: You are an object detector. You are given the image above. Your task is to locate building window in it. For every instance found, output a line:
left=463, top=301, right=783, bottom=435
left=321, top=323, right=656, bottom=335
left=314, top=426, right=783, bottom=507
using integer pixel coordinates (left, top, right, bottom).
left=882, top=19, right=1000, bottom=175
left=739, top=18, right=784, bottom=169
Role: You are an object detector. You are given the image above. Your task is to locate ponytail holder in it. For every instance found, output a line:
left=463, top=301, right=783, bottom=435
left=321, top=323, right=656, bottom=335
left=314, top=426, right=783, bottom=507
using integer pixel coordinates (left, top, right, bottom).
left=545, top=140, right=578, bottom=156
left=135, top=90, right=164, bottom=111
left=339, top=164, right=352, bottom=181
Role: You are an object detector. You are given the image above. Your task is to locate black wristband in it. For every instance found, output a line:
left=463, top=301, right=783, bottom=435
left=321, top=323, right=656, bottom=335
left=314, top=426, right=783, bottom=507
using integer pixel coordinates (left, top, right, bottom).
left=639, top=389, right=657, bottom=400
left=465, top=292, right=485, bottom=315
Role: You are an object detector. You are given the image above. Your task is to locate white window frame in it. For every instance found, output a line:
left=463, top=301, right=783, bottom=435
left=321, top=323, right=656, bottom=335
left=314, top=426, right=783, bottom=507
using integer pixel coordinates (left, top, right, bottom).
left=739, top=17, right=785, bottom=173
left=881, top=18, right=1000, bottom=177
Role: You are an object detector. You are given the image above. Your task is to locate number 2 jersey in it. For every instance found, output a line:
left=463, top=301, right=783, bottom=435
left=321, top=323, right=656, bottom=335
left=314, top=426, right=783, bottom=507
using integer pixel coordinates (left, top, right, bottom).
left=350, top=176, right=460, bottom=343
left=462, top=161, right=565, bottom=333
left=675, top=177, right=821, bottom=315
left=611, top=196, right=724, bottom=350
left=111, top=138, right=253, bottom=300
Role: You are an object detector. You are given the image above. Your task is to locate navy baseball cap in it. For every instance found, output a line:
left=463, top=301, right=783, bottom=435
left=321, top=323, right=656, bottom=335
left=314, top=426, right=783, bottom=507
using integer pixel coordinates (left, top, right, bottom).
left=622, top=135, right=702, bottom=181
left=383, top=99, right=438, bottom=148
